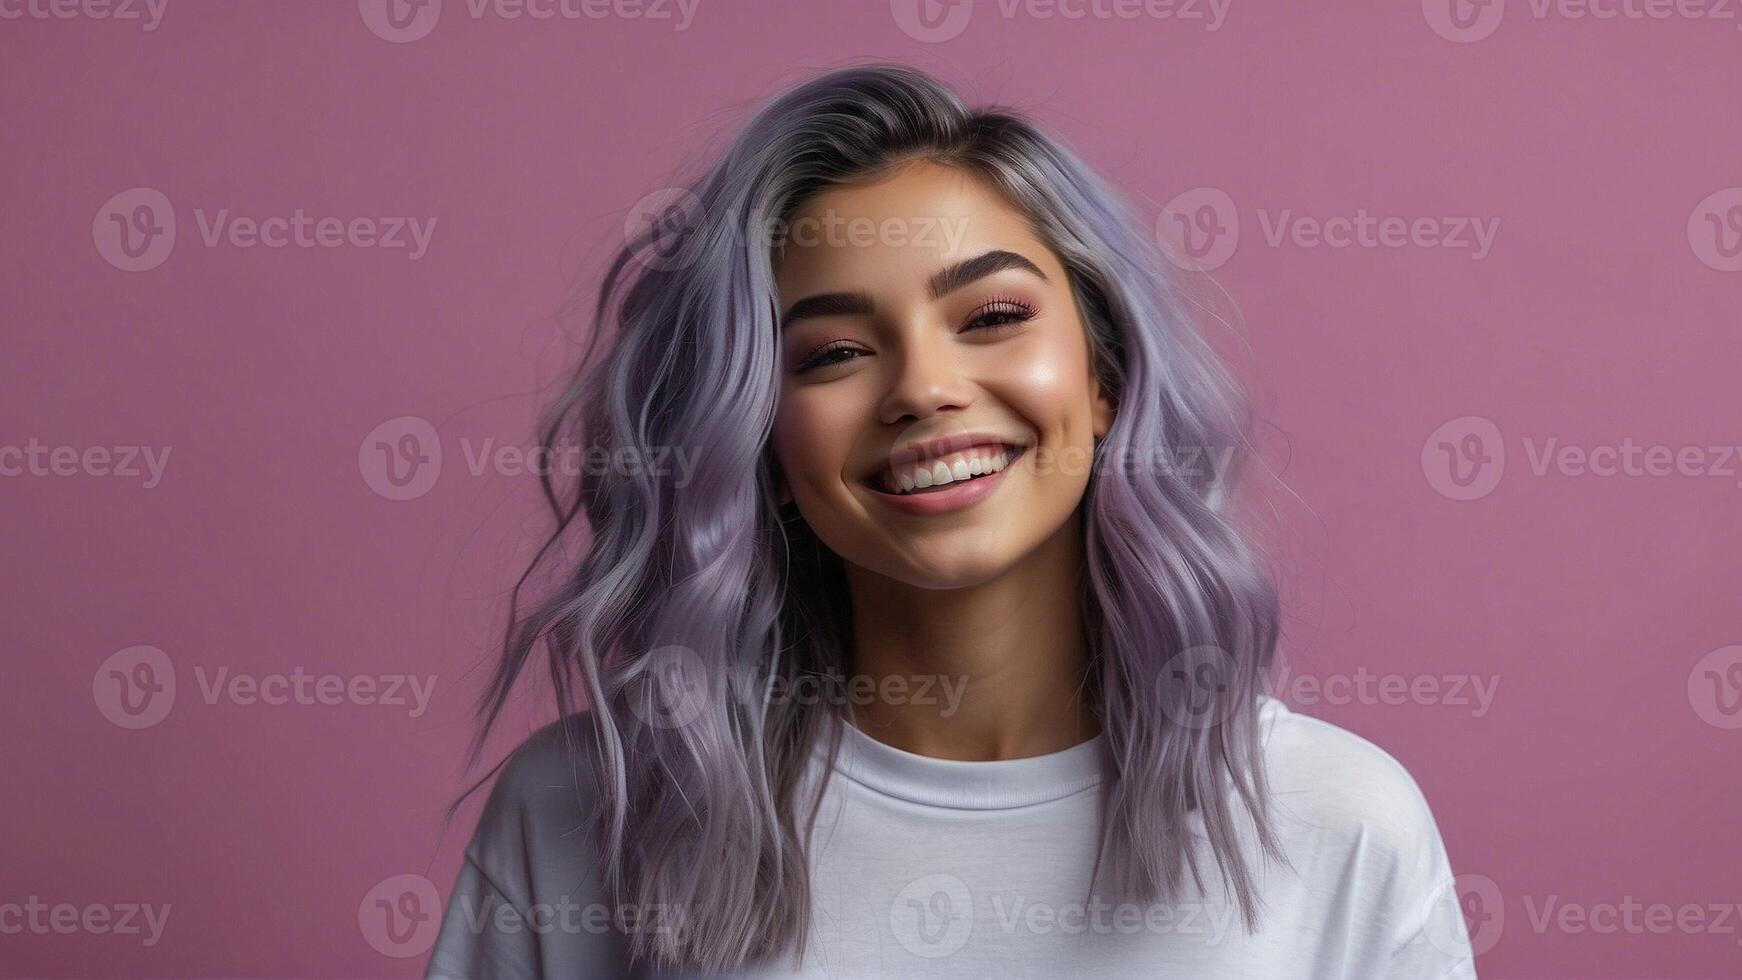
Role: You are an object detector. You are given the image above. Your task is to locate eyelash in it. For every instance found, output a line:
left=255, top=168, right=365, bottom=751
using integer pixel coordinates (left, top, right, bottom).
left=793, top=297, right=1038, bottom=374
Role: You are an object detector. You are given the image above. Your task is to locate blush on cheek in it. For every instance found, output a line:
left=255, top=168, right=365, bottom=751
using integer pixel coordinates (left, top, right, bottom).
left=1017, top=353, right=1061, bottom=387
left=771, top=407, right=840, bottom=497
left=994, top=354, right=1073, bottom=422
left=1030, top=332, right=1094, bottom=389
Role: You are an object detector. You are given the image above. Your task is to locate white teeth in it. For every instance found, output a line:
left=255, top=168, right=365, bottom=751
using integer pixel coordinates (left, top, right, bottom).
left=884, top=447, right=1018, bottom=495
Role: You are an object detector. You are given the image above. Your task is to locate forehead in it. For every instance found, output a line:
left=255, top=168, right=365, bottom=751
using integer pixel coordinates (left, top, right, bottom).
left=771, top=159, right=1050, bottom=294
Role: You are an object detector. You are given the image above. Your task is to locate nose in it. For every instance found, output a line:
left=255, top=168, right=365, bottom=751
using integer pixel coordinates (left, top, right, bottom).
left=876, top=319, right=974, bottom=426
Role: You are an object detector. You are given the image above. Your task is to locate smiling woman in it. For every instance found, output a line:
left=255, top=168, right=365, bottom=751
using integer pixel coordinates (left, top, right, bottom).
left=771, top=163, right=1113, bottom=594
left=425, top=63, right=1479, bottom=979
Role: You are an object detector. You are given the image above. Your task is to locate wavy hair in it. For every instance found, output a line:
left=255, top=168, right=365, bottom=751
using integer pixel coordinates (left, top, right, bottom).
left=464, top=62, right=1284, bottom=973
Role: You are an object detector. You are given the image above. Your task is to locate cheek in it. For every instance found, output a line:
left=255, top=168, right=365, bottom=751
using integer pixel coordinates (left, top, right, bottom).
left=994, top=334, right=1094, bottom=435
left=772, top=391, right=851, bottom=492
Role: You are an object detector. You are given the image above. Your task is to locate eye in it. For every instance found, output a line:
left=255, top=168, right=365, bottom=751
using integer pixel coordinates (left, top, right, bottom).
left=792, top=298, right=1037, bottom=375
left=965, top=297, right=1038, bottom=332
left=793, top=339, right=866, bottom=374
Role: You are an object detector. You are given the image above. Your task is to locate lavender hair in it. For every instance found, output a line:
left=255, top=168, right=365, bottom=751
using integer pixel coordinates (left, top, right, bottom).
left=464, top=62, right=1285, bottom=973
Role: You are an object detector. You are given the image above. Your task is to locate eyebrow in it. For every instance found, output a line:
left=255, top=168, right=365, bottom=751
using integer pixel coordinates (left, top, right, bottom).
left=778, top=249, right=1049, bottom=332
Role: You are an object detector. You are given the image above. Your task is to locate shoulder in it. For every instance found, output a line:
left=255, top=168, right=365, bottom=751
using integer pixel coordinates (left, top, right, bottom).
left=1251, top=697, right=1477, bottom=973
left=491, top=711, right=606, bottom=801
left=465, top=711, right=608, bottom=871
left=431, top=718, right=639, bottom=975
left=1256, top=695, right=1449, bottom=861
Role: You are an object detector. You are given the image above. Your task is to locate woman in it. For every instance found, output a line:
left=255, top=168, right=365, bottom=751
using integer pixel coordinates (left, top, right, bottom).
left=426, top=63, right=1477, bottom=979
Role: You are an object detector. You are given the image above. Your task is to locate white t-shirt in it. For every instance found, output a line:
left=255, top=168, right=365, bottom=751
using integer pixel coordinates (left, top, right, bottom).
left=426, top=696, right=1478, bottom=978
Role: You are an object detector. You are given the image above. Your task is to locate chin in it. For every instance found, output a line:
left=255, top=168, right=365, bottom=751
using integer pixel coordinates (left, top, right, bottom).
left=874, top=540, right=1025, bottom=591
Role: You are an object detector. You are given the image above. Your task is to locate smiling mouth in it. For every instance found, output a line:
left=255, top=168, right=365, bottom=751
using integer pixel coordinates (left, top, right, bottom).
left=864, top=445, right=1026, bottom=496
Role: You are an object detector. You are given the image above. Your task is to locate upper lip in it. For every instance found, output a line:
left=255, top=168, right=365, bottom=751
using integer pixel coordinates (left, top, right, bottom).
left=864, top=432, right=1027, bottom=482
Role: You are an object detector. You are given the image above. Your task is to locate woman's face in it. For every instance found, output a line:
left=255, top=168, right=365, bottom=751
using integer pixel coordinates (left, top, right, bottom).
left=770, top=159, right=1114, bottom=590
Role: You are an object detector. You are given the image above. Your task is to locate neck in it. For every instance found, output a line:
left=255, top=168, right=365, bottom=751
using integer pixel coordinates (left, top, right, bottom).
left=842, top=516, right=1100, bottom=761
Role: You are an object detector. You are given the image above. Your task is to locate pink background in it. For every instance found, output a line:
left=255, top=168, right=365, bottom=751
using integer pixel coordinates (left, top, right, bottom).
left=4, top=1, right=1739, bottom=976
